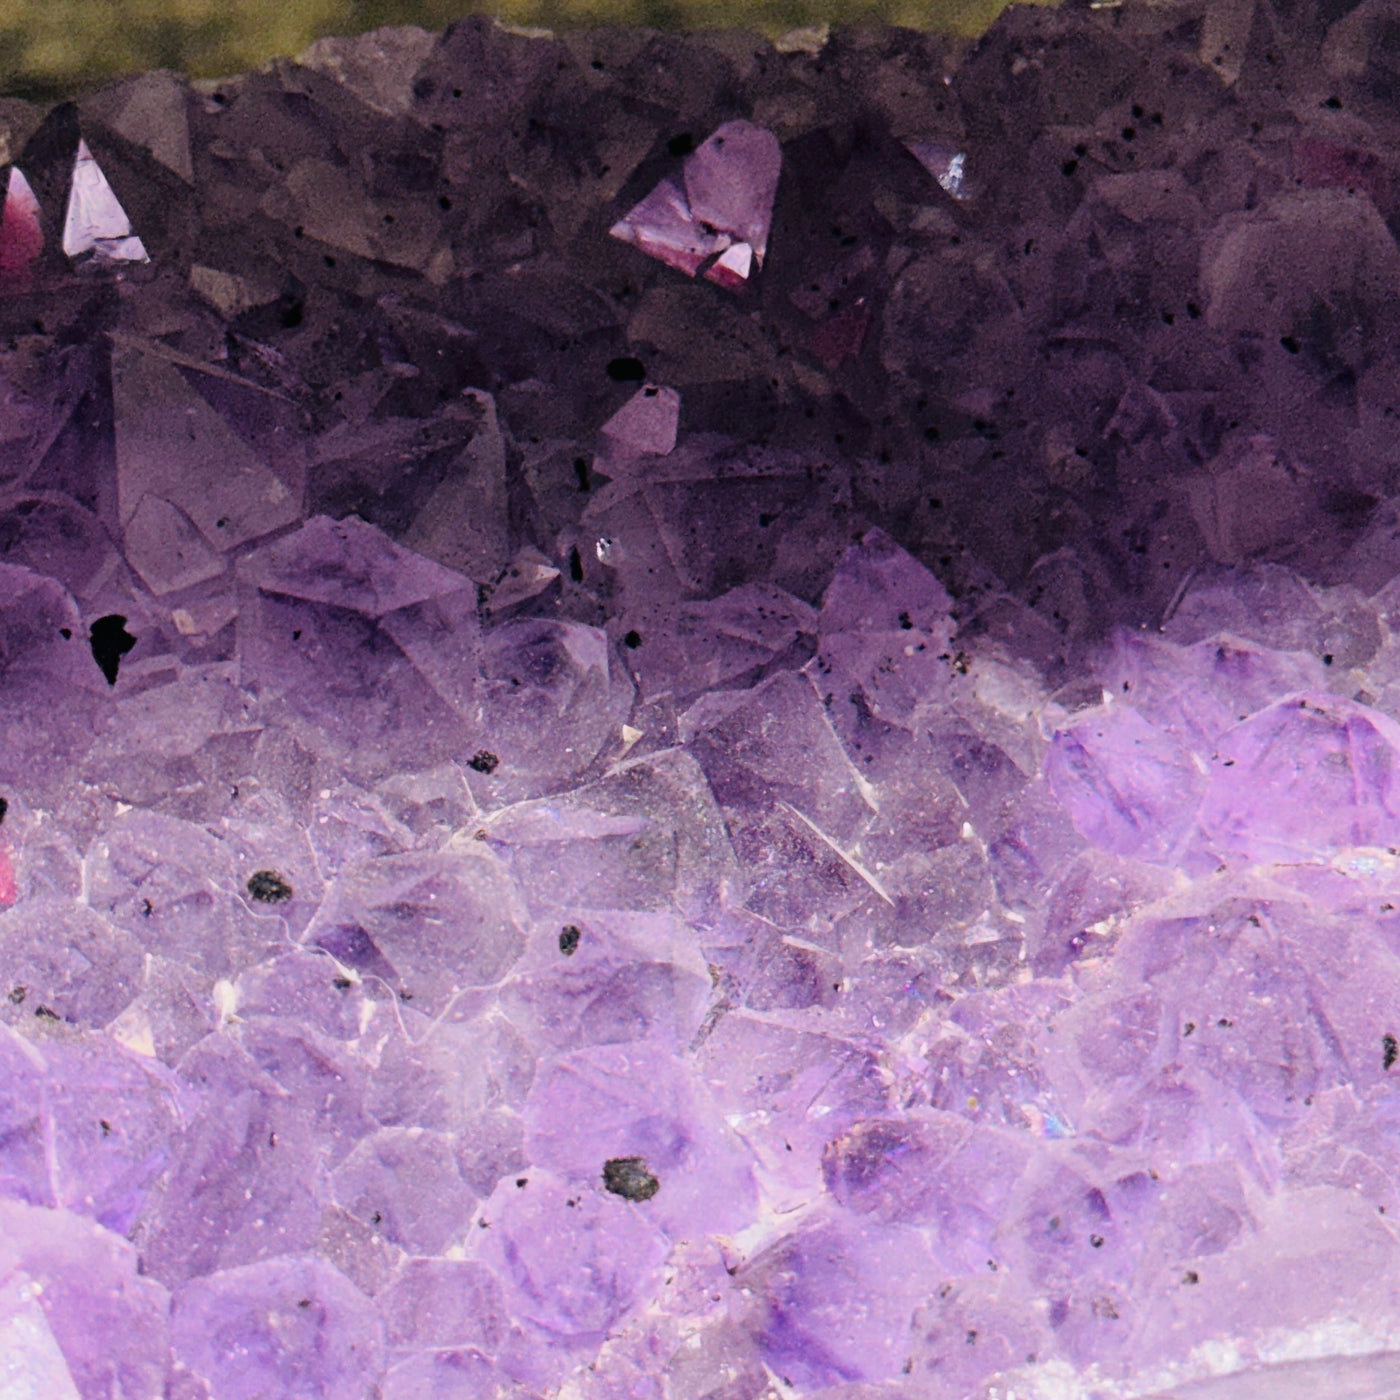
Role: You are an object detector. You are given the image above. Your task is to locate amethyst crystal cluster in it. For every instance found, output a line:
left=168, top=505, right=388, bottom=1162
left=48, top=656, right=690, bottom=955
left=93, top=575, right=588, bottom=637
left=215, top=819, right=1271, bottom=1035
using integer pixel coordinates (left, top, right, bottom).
left=8, top=0, right=1400, bottom=1395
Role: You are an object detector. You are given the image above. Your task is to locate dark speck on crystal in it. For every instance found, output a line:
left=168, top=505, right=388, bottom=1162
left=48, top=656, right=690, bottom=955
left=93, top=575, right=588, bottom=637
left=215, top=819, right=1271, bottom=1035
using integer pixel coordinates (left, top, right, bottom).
left=469, top=750, right=500, bottom=774
left=623, top=630, right=642, bottom=649
left=559, top=924, right=581, bottom=955
left=89, top=615, right=137, bottom=687
left=1385, top=1034, right=1398, bottom=1070
left=603, top=1156, right=660, bottom=1201
left=606, top=356, right=646, bottom=381
left=246, top=870, right=293, bottom=903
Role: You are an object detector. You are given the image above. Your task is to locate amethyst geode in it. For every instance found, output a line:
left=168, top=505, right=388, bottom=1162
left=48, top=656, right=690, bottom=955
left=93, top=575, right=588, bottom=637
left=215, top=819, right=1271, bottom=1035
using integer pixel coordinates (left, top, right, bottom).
left=8, top=0, right=1400, bottom=1395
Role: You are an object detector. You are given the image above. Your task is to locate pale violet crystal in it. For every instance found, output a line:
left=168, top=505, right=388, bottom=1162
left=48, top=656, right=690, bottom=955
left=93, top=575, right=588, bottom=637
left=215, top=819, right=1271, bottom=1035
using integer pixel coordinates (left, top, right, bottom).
left=171, top=1255, right=384, bottom=1400
left=62, top=140, right=149, bottom=264
left=610, top=120, right=779, bottom=288
left=608, top=177, right=730, bottom=279
left=0, top=167, right=43, bottom=280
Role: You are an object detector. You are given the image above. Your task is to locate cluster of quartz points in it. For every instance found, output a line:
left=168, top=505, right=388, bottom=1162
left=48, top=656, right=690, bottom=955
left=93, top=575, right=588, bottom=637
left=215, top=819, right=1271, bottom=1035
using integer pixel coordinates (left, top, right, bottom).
left=9, top=0, right=1400, bottom=1393
left=5, top=504, right=1400, bottom=1400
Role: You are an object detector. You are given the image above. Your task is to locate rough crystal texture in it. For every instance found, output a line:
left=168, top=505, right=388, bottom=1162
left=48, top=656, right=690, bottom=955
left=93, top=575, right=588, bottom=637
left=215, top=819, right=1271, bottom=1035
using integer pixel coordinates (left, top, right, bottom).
left=9, top=4, right=1400, bottom=1398
left=170, top=1255, right=384, bottom=1400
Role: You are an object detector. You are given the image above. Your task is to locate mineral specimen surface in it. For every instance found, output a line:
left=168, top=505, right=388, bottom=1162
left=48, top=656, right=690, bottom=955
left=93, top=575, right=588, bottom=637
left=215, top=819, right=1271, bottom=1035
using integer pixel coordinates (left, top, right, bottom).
left=6, top=0, right=1400, bottom=1395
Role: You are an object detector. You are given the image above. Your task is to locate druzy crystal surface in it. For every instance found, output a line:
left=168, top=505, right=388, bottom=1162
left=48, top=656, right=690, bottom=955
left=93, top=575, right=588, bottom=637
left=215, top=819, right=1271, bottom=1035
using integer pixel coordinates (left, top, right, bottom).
left=8, top=0, right=1400, bottom=1396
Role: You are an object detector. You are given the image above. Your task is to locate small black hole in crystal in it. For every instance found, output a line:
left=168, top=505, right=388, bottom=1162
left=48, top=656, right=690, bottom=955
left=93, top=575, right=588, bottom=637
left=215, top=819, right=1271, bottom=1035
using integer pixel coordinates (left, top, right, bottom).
left=469, top=751, right=500, bottom=774
left=607, top=356, right=645, bottom=381
left=89, top=615, right=137, bottom=687
left=559, top=924, right=581, bottom=955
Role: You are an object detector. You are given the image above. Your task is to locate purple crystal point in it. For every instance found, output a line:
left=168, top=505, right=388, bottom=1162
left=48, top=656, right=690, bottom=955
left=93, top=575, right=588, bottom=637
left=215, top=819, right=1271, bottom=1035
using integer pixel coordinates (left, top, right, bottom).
left=0, top=1197, right=171, bottom=1400
left=815, top=526, right=954, bottom=726
left=1046, top=702, right=1207, bottom=863
left=171, top=1255, right=384, bottom=1400
left=610, top=120, right=779, bottom=288
left=0, top=167, right=44, bottom=284
left=608, top=177, right=730, bottom=279
left=62, top=139, right=149, bottom=264
left=737, top=1211, right=936, bottom=1388
left=475, top=1168, right=670, bottom=1343
left=523, top=1041, right=758, bottom=1239
left=682, top=121, right=781, bottom=269
left=1199, top=692, right=1400, bottom=863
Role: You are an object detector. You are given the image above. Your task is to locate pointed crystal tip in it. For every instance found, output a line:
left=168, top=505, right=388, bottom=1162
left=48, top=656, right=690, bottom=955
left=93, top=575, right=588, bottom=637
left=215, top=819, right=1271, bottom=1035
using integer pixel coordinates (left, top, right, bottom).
left=63, top=139, right=150, bottom=264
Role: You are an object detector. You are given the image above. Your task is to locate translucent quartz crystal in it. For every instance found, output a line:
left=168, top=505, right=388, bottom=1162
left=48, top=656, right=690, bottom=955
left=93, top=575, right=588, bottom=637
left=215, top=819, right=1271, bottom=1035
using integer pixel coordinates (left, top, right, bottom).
left=0, top=167, right=43, bottom=281
left=7, top=6, right=1400, bottom=1397
left=61, top=139, right=148, bottom=264
left=170, top=1256, right=384, bottom=1400
left=610, top=120, right=780, bottom=288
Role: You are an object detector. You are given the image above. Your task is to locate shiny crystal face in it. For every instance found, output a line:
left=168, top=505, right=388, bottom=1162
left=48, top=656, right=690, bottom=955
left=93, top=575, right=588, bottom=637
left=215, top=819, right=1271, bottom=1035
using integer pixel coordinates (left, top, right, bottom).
left=6, top=4, right=1400, bottom=1399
